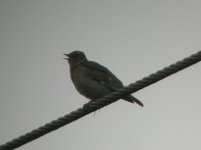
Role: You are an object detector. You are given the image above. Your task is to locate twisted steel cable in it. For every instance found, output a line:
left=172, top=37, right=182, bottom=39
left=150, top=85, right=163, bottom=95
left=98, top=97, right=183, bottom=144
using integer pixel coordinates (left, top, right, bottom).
left=0, top=50, right=201, bottom=150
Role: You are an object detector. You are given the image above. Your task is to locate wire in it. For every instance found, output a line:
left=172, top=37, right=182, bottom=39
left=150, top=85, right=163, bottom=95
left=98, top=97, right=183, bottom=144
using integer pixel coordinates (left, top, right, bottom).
left=0, top=50, right=201, bottom=150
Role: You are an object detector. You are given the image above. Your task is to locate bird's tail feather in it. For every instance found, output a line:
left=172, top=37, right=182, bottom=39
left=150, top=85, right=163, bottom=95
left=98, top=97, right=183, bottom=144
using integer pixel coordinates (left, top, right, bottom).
left=123, top=95, right=144, bottom=107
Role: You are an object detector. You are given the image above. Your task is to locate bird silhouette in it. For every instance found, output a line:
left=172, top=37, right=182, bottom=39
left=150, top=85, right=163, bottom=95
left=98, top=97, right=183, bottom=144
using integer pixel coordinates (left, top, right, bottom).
left=64, top=50, right=143, bottom=107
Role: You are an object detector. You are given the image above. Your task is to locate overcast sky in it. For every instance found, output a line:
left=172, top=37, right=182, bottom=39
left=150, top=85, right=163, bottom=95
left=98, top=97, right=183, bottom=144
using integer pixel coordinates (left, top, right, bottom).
left=1, top=0, right=201, bottom=150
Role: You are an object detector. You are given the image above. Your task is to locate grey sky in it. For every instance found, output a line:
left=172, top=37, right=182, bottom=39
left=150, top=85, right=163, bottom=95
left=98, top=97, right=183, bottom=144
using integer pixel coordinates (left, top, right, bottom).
left=0, top=0, right=201, bottom=150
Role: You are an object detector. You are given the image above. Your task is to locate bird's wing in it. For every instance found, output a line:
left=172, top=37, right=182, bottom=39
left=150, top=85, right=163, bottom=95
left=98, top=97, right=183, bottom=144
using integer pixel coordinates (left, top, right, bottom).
left=86, top=61, right=123, bottom=90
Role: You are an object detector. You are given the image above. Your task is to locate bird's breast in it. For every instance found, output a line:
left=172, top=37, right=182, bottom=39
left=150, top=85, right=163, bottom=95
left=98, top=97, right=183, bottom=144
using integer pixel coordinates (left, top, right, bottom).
left=70, top=67, right=112, bottom=100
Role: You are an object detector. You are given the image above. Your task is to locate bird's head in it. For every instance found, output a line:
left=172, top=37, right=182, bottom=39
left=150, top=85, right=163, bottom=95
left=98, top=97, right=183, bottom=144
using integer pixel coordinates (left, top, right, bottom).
left=64, top=50, right=87, bottom=65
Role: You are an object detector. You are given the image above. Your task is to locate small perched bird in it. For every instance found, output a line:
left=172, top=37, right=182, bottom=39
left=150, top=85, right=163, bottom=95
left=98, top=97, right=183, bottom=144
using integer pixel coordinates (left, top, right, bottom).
left=64, top=51, right=143, bottom=107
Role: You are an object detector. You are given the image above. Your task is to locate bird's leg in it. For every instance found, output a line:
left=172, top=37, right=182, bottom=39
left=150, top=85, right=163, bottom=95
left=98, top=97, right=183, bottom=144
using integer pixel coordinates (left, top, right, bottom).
left=83, top=100, right=101, bottom=116
left=83, top=100, right=93, bottom=109
left=93, top=111, right=96, bottom=117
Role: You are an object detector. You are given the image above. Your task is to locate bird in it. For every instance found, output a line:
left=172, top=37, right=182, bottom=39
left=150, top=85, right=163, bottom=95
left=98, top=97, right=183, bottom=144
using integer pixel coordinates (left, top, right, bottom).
left=64, top=50, right=143, bottom=107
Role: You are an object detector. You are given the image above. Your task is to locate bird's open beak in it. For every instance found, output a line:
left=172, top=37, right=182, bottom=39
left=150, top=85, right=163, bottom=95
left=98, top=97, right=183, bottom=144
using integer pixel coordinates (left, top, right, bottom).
left=64, top=54, right=69, bottom=60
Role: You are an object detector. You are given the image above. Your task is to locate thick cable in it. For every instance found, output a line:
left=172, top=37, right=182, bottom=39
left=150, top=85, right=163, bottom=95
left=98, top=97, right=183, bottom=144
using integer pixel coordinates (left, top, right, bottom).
left=0, top=50, right=201, bottom=150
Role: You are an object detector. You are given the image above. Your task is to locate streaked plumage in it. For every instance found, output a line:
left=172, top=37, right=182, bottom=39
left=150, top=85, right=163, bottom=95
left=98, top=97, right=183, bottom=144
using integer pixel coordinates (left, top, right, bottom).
left=64, top=51, right=143, bottom=107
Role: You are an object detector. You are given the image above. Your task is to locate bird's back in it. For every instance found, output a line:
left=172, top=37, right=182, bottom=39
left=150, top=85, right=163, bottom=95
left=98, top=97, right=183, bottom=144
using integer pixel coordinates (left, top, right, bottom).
left=86, top=61, right=124, bottom=90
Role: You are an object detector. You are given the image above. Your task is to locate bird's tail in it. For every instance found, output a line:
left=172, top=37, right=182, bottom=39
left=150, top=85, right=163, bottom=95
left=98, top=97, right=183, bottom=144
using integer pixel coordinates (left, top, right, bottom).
left=123, top=95, right=144, bottom=107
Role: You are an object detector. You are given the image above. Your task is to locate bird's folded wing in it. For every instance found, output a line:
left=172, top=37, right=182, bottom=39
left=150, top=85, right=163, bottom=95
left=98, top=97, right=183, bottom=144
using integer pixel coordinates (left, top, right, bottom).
left=86, top=61, right=124, bottom=90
